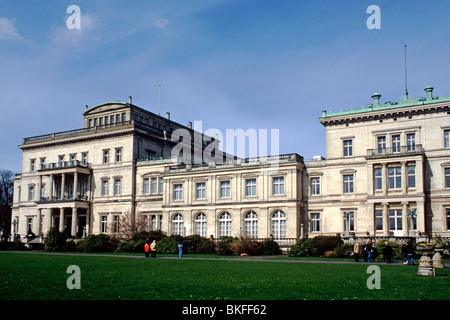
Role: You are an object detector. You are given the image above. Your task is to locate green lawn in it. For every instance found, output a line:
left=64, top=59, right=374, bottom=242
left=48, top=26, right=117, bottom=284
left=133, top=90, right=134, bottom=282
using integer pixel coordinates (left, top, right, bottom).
left=0, top=252, right=448, bottom=300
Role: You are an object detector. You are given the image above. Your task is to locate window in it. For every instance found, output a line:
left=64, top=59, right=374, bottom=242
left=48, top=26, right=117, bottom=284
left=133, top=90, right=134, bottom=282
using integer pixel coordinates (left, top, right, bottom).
left=27, top=217, right=33, bottom=233
left=28, top=186, right=35, bottom=201
left=143, top=178, right=150, bottom=194
left=408, top=209, right=417, bottom=231
left=115, top=148, right=122, bottom=163
left=446, top=168, right=450, bottom=189
left=80, top=181, right=87, bottom=198
left=245, top=179, right=257, bottom=197
left=196, top=182, right=206, bottom=200
left=121, top=113, right=126, bottom=123
left=194, top=213, right=207, bottom=237
left=377, top=136, right=386, bottom=154
left=446, top=208, right=450, bottom=231
left=343, top=175, right=354, bottom=194
left=146, top=150, right=156, bottom=160
left=40, top=158, right=46, bottom=170
left=310, top=213, right=321, bottom=232
left=388, top=166, right=402, bottom=189
left=172, top=214, right=184, bottom=235
left=392, top=135, right=401, bottom=153
left=407, top=133, right=416, bottom=151
left=159, top=178, right=163, bottom=194
left=81, top=153, right=88, bottom=166
left=445, top=130, right=450, bottom=148
left=113, top=215, right=120, bottom=233
left=114, top=179, right=121, bottom=196
left=272, top=177, right=285, bottom=195
left=374, top=168, right=382, bottom=190
left=343, top=211, right=355, bottom=232
left=40, top=185, right=45, bottom=199
left=220, top=181, right=231, bottom=198
left=389, top=209, right=402, bottom=232
left=151, top=178, right=158, bottom=194
left=100, top=216, right=108, bottom=233
left=343, top=140, right=353, bottom=157
left=89, top=119, right=93, bottom=128
left=408, top=165, right=416, bottom=188
left=244, top=211, right=258, bottom=238
left=311, top=177, right=320, bottom=195
left=375, top=210, right=383, bottom=231
left=110, top=115, right=115, bottom=125
left=70, top=154, right=76, bottom=166
left=218, top=212, right=232, bottom=237
left=30, top=159, right=35, bottom=172
left=116, top=114, right=121, bottom=123
left=103, top=150, right=109, bottom=164
left=102, top=180, right=109, bottom=196
left=271, top=210, right=286, bottom=238
left=99, top=117, right=103, bottom=126
left=174, top=184, right=183, bottom=200
left=58, top=155, right=64, bottom=167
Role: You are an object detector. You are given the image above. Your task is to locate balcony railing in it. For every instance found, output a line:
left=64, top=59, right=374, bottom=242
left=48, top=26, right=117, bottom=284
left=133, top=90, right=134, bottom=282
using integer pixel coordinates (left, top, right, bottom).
left=366, top=144, right=423, bottom=157
left=39, top=195, right=89, bottom=202
left=38, top=160, right=91, bottom=171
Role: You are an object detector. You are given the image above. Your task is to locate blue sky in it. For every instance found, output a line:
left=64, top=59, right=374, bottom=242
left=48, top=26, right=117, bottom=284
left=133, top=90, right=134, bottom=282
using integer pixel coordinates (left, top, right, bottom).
left=1, top=0, right=449, bottom=173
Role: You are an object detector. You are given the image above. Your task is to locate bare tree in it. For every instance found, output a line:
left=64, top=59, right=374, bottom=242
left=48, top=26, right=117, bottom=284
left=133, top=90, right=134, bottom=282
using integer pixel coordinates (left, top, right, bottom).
left=116, top=210, right=150, bottom=241
left=0, top=170, right=14, bottom=239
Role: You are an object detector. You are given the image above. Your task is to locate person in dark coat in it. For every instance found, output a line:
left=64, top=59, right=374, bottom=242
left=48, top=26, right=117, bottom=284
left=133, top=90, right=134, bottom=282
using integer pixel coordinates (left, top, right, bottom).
left=405, top=241, right=414, bottom=265
left=363, top=240, right=374, bottom=262
left=383, top=241, right=393, bottom=263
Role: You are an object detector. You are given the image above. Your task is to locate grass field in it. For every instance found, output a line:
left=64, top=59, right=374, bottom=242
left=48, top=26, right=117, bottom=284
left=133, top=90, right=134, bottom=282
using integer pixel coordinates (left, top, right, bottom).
left=1, top=252, right=449, bottom=300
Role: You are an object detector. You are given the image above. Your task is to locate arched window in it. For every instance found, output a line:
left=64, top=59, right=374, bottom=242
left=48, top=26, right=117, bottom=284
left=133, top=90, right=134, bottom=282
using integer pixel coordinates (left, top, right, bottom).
left=271, top=210, right=286, bottom=238
left=172, top=214, right=184, bottom=235
left=194, top=213, right=207, bottom=237
left=244, top=211, right=258, bottom=238
left=218, top=212, right=232, bottom=237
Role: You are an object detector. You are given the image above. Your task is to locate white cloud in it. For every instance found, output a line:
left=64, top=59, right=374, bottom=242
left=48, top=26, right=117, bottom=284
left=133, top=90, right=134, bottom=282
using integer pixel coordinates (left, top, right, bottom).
left=0, top=17, right=24, bottom=41
left=155, top=18, right=170, bottom=30
left=48, top=13, right=100, bottom=45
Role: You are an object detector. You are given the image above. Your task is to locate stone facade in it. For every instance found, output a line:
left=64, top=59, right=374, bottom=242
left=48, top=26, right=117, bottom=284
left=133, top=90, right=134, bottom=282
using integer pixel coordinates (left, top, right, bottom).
left=10, top=86, right=450, bottom=243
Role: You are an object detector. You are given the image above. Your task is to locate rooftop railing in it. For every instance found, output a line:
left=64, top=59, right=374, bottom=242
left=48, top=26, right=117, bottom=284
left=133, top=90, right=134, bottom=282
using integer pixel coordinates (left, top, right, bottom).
left=38, top=160, right=91, bottom=171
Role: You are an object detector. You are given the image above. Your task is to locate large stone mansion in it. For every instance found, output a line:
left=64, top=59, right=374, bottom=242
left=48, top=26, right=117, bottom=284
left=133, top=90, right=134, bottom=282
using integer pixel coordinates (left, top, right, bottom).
left=11, top=85, right=450, bottom=244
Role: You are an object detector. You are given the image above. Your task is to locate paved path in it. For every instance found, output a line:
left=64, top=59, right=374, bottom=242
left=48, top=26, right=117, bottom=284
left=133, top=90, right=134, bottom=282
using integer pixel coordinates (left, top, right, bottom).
left=7, top=251, right=450, bottom=267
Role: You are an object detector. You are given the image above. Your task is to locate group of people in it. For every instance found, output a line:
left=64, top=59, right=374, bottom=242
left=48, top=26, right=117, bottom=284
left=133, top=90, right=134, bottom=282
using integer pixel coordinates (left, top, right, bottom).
left=352, top=239, right=415, bottom=264
left=144, top=239, right=184, bottom=258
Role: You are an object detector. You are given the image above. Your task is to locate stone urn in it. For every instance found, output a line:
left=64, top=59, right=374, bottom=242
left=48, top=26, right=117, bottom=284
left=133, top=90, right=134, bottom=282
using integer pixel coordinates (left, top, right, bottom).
left=433, top=246, right=445, bottom=269
left=416, top=246, right=435, bottom=276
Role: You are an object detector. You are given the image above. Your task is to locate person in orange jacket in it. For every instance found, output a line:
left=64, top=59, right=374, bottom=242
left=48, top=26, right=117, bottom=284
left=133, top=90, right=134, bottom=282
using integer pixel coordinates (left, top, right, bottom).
left=144, top=239, right=150, bottom=258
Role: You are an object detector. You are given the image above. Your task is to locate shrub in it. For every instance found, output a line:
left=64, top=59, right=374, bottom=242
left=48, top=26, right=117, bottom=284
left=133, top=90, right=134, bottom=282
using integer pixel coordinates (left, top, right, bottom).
left=133, top=230, right=167, bottom=242
left=230, top=237, right=261, bottom=256
left=375, top=240, right=401, bottom=261
left=115, top=240, right=147, bottom=253
left=79, top=234, right=118, bottom=252
left=44, top=227, right=67, bottom=251
left=289, top=235, right=344, bottom=257
left=0, top=240, right=27, bottom=251
left=216, top=236, right=237, bottom=255
left=182, top=234, right=216, bottom=254
left=157, top=235, right=181, bottom=254
left=258, top=238, right=282, bottom=255
left=334, top=243, right=354, bottom=258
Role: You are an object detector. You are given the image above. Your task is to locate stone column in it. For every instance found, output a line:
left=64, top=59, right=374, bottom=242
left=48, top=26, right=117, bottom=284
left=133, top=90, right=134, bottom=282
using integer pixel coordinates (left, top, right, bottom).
left=401, top=161, right=407, bottom=194
left=36, top=209, right=42, bottom=236
left=382, top=163, right=387, bottom=195
left=50, top=174, right=54, bottom=199
left=73, top=172, right=79, bottom=200
left=86, top=206, right=90, bottom=236
left=59, top=208, right=65, bottom=233
left=402, top=201, right=409, bottom=236
left=61, top=173, right=66, bottom=200
left=71, top=208, right=78, bottom=237
left=382, top=202, right=389, bottom=237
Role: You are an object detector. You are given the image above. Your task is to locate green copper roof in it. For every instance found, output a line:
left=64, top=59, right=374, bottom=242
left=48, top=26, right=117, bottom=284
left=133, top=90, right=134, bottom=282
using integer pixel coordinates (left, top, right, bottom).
left=321, top=93, right=450, bottom=118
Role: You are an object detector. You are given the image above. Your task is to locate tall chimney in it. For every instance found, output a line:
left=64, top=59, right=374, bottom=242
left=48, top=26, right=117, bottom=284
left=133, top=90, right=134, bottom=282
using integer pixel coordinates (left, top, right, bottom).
left=85, top=105, right=89, bottom=110
left=166, top=112, right=170, bottom=120
left=424, top=85, right=434, bottom=101
left=128, top=96, right=132, bottom=104
left=188, top=122, right=192, bottom=129
left=371, top=92, right=381, bottom=106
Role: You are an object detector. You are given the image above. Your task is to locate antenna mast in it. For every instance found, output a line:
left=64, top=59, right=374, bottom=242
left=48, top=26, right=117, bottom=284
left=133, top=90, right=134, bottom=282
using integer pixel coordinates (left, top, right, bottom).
left=404, top=45, right=408, bottom=99
left=158, top=84, right=161, bottom=116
